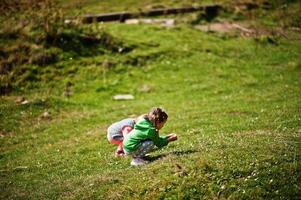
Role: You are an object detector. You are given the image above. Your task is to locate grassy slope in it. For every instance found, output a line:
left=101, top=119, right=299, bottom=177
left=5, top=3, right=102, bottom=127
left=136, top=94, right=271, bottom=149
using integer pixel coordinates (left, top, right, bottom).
left=1, top=1, right=301, bottom=200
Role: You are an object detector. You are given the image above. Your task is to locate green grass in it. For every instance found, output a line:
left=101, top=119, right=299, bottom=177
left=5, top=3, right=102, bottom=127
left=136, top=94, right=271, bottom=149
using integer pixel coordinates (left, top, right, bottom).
left=1, top=1, right=301, bottom=199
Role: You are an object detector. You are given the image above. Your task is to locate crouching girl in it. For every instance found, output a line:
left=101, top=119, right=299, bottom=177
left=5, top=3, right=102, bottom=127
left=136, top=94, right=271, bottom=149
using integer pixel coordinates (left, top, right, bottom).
left=123, top=107, right=177, bottom=166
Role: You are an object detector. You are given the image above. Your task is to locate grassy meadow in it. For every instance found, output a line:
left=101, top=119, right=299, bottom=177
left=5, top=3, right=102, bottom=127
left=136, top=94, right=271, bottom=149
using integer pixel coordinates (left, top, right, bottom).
left=1, top=0, right=301, bottom=199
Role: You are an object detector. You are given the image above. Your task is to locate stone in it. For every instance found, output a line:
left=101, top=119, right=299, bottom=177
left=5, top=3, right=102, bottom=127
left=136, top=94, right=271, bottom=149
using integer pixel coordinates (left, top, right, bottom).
left=125, top=19, right=140, bottom=24
left=138, top=84, right=153, bottom=93
left=113, top=94, right=134, bottom=100
left=41, top=112, right=51, bottom=120
left=20, top=100, right=29, bottom=105
left=15, top=96, right=25, bottom=104
left=125, top=18, right=175, bottom=27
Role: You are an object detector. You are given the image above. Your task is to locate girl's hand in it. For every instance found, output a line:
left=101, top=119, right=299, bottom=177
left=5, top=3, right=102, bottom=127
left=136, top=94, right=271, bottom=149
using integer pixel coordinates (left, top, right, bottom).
left=122, top=126, right=133, bottom=138
left=167, top=133, right=177, bottom=142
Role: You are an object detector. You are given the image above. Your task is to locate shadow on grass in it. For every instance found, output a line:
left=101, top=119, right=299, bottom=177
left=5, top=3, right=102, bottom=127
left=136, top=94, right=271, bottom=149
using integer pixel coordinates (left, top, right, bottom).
left=145, top=149, right=199, bottom=162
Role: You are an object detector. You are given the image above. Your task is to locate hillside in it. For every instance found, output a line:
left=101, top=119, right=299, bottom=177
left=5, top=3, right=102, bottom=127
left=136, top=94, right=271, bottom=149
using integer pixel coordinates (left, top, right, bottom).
left=1, top=0, right=301, bottom=199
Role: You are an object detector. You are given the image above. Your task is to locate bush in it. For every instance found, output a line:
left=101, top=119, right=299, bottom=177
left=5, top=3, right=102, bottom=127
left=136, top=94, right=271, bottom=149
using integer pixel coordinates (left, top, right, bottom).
left=0, top=0, right=133, bottom=95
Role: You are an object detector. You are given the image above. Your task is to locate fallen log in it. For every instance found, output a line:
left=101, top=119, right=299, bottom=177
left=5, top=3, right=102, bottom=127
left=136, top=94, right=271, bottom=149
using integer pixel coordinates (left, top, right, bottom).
left=82, top=4, right=222, bottom=23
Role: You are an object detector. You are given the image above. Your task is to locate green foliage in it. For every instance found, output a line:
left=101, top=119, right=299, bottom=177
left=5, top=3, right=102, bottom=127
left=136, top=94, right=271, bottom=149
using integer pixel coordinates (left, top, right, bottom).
left=0, top=0, right=134, bottom=95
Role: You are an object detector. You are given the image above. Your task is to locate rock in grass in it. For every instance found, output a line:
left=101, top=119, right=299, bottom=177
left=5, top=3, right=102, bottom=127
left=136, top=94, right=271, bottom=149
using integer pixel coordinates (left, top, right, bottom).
left=113, top=94, right=134, bottom=100
left=15, top=96, right=25, bottom=104
left=15, top=97, right=30, bottom=105
left=125, top=19, right=140, bottom=24
left=138, top=84, right=153, bottom=93
left=21, top=100, right=29, bottom=105
left=125, top=18, right=175, bottom=27
left=41, top=112, right=51, bottom=120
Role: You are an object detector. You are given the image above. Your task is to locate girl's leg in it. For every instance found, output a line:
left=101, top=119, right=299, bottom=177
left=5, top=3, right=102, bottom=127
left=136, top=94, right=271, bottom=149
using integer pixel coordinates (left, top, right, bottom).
left=108, top=137, right=124, bottom=157
left=111, top=127, right=132, bottom=153
left=130, top=140, right=154, bottom=166
left=108, top=126, right=133, bottom=158
left=132, top=140, right=154, bottom=158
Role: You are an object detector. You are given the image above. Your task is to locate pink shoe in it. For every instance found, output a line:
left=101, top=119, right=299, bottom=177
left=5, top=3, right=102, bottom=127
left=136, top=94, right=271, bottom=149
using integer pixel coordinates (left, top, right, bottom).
left=115, top=150, right=125, bottom=158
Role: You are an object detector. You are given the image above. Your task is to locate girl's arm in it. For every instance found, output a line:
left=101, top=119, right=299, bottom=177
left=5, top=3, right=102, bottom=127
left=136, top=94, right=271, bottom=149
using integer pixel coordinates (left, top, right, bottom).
left=135, top=114, right=147, bottom=123
left=122, top=126, right=133, bottom=136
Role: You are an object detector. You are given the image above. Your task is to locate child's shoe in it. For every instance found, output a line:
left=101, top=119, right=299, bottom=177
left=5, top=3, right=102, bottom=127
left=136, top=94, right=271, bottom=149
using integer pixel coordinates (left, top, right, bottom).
left=130, top=157, right=149, bottom=166
left=115, top=150, right=125, bottom=158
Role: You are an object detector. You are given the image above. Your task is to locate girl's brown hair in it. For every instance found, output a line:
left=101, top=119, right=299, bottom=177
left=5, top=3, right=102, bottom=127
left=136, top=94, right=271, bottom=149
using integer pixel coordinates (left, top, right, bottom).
left=148, top=107, right=168, bottom=124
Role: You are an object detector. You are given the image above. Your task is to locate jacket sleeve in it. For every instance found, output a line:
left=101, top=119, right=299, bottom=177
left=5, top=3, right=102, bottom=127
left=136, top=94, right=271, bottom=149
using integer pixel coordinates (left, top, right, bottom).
left=148, top=128, right=169, bottom=148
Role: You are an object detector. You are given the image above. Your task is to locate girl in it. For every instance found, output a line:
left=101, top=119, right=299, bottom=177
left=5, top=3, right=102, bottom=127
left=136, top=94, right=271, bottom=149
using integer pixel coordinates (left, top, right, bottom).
left=107, top=118, right=135, bottom=157
left=123, top=107, right=177, bottom=166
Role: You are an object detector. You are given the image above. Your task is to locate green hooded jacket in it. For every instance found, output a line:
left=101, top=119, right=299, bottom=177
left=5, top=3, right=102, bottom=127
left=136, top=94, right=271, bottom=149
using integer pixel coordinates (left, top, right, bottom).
left=123, top=118, right=169, bottom=153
